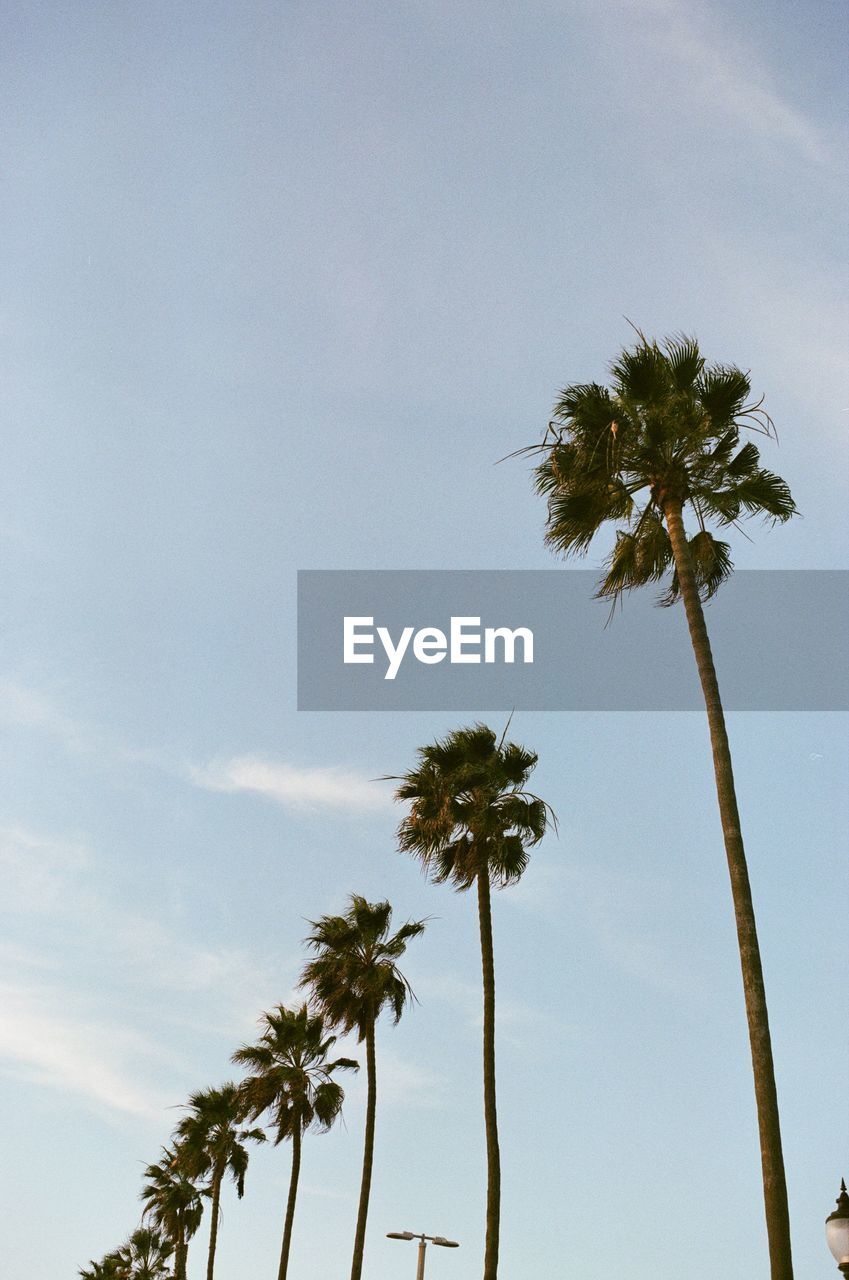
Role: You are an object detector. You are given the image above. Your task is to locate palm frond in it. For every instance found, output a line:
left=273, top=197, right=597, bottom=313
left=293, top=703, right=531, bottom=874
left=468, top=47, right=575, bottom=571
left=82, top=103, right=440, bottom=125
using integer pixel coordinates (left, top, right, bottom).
left=662, top=530, right=733, bottom=605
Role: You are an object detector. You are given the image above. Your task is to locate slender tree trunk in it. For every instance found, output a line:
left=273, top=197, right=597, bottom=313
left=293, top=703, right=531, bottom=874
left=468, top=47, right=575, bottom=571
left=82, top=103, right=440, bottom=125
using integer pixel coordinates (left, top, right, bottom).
left=664, top=500, right=793, bottom=1280
left=206, top=1166, right=223, bottom=1280
left=174, top=1223, right=186, bottom=1280
left=477, top=866, right=501, bottom=1280
left=277, top=1127, right=302, bottom=1280
left=350, top=1014, right=377, bottom=1280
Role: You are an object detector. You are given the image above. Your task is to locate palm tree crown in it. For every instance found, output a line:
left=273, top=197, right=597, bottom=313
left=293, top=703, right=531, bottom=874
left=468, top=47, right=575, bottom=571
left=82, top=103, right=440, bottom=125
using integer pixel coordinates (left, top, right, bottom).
left=394, top=723, right=552, bottom=1280
left=105, top=1228, right=173, bottom=1280
left=140, top=1144, right=203, bottom=1280
left=300, top=896, right=425, bottom=1280
left=233, top=1003, right=359, bottom=1280
left=394, top=722, right=552, bottom=887
left=234, top=1002, right=358, bottom=1140
left=79, top=1255, right=127, bottom=1280
left=174, top=1082, right=265, bottom=1280
left=175, top=1082, right=265, bottom=1199
left=300, top=896, right=426, bottom=1040
left=532, top=333, right=796, bottom=603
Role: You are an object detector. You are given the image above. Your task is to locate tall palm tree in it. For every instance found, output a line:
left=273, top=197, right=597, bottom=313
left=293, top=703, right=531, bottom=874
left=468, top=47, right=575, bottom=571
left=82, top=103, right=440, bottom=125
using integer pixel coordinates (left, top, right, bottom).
left=233, top=1003, right=359, bottom=1280
left=300, top=896, right=426, bottom=1280
left=527, top=332, right=796, bottom=1279
left=393, top=724, right=552, bottom=1280
left=140, top=1144, right=203, bottom=1280
left=175, top=1083, right=265, bottom=1280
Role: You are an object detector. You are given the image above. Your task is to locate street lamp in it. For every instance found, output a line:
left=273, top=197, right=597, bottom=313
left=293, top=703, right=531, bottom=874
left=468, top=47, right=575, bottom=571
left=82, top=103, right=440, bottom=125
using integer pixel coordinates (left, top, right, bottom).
left=387, top=1230, right=459, bottom=1279
left=827, top=1179, right=849, bottom=1274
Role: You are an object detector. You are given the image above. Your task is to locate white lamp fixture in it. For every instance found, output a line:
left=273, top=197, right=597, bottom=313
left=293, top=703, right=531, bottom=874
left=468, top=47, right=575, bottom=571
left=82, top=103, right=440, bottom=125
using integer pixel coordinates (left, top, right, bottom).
left=387, top=1230, right=459, bottom=1278
left=826, top=1179, right=849, bottom=1274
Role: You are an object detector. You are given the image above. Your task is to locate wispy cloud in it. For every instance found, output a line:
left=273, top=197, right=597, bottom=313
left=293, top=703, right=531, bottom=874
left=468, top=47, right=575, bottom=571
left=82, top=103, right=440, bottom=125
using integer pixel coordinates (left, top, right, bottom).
left=188, top=755, right=390, bottom=813
left=598, top=0, right=833, bottom=167
left=0, top=678, right=90, bottom=752
left=414, top=971, right=567, bottom=1049
left=0, top=978, right=172, bottom=1119
left=0, top=825, right=279, bottom=1118
left=339, top=1043, right=444, bottom=1111
left=0, top=676, right=392, bottom=816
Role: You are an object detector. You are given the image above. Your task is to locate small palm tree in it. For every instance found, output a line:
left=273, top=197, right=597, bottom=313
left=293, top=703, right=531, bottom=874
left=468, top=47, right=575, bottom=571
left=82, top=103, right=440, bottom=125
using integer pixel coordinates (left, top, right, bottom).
left=175, top=1083, right=265, bottom=1280
left=118, top=1228, right=174, bottom=1280
left=393, top=724, right=552, bottom=1280
left=140, top=1144, right=203, bottom=1280
left=233, top=1003, right=359, bottom=1280
left=300, top=896, right=426, bottom=1280
left=527, top=332, right=796, bottom=1279
left=78, top=1254, right=128, bottom=1280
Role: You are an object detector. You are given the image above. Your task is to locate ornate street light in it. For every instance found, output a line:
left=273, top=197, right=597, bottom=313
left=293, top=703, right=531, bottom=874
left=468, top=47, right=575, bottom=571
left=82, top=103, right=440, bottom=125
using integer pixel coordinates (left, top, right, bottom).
left=387, top=1230, right=459, bottom=1279
left=826, top=1179, right=849, bottom=1274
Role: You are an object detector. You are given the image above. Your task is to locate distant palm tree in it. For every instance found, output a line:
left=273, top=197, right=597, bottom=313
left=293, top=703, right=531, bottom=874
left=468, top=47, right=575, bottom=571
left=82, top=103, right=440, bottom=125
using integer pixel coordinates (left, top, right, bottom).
left=175, top=1083, right=265, bottom=1280
left=141, top=1144, right=203, bottom=1280
left=527, top=332, right=796, bottom=1279
left=121, top=1227, right=174, bottom=1280
left=300, top=896, right=426, bottom=1280
left=393, top=723, right=552, bottom=1280
left=78, top=1254, right=127, bottom=1280
left=233, top=1003, right=359, bottom=1280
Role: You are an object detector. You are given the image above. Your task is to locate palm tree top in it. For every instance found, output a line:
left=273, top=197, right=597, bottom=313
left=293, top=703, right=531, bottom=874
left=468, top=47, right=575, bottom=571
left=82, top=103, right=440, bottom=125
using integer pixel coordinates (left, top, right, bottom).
left=232, top=1002, right=358, bottom=1142
left=525, top=332, right=796, bottom=604
left=174, top=1081, right=265, bottom=1198
left=300, top=895, right=426, bottom=1040
left=393, top=722, right=554, bottom=890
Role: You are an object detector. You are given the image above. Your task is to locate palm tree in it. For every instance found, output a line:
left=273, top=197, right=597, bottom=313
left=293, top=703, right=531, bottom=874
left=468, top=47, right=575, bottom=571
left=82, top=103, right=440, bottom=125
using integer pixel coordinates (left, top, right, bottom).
left=78, top=1254, right=128, bottom=1280
left=175, top=1083, right=265, bottom=1280
left=300, top=896, right=426, bottom=1280
left=140, top=1144, right=203, bottom=1280
left=116, top=1228, right=174, bottom=1280
left=233, top=1003, right=359, bottom=1280
left=527, top=332, right=796, bottom=1279
left=394, top=725, right=551, bottom=1280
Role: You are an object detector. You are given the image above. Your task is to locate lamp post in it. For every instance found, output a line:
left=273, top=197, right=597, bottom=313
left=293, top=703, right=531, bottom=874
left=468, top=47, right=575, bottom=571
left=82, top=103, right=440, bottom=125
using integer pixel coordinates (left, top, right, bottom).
left=387, top=1231, right=459, bottom=1279
left=827, top=1179, right=849, bottom=1275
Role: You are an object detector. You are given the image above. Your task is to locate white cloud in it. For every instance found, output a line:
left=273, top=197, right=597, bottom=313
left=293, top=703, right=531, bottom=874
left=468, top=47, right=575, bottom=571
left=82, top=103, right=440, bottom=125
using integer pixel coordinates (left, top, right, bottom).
left=188, top=755, right=390, bottom=813
left=0, top=678, right=89, bottom=751
left=0, top=978, right=171, bottom=1119
left=0, top=826, right=91, bottom=915
left=0, top=824, right=281, bottom=1117
left=0, top=678, right=392, bottom=817
left=595, top=0, right=833, bottom=167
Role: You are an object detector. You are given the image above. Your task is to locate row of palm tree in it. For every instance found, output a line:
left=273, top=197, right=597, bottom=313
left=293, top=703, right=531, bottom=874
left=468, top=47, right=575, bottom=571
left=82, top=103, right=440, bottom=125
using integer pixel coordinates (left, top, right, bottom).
left=80, top=723, right=551, bottom=1280
left=82, top=333, right=797, bottom=1279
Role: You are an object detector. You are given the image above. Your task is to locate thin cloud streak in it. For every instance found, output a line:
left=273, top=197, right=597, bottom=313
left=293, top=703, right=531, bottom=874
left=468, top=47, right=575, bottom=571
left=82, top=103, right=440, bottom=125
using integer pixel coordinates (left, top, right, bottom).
left=0, top=825, right=279, bottom=1118
left=0, top=979, right=172, bottom=1119
left=0, top=677, right=391, bottom=815
left=189, top=755, right=390, bottom=813
left=595, top=0, right=833, bottom=167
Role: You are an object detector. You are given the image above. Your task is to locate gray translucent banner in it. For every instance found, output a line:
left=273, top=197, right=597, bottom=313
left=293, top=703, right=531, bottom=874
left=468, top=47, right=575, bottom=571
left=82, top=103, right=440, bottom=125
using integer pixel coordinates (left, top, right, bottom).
left=297, top=570, right=848, bottom=711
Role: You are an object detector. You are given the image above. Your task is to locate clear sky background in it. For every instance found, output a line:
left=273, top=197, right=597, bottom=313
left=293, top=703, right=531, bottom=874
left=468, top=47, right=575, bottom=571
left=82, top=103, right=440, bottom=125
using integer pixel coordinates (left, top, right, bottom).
left=1, top=2, right=847, bottom=1277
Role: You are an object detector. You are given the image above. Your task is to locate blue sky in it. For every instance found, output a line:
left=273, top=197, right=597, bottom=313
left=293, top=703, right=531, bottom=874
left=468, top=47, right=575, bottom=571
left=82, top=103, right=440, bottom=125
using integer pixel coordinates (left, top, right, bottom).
left=0, top=2, right=846, bottom=1277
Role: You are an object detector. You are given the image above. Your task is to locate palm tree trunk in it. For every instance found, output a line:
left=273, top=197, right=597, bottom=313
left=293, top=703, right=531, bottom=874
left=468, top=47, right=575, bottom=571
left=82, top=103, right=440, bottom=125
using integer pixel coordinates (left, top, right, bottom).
left=174, top=1223, right=186, bottom=1280
left=477, top=866, right=501, bottom=1280
left=350, top=1014, right=377, bottom=1280
left=277, top=1126, right=302, bottom=1280
left=206, top=1166, right=223, bottom=1280
left=664, top=500, right=793, bottom=1280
